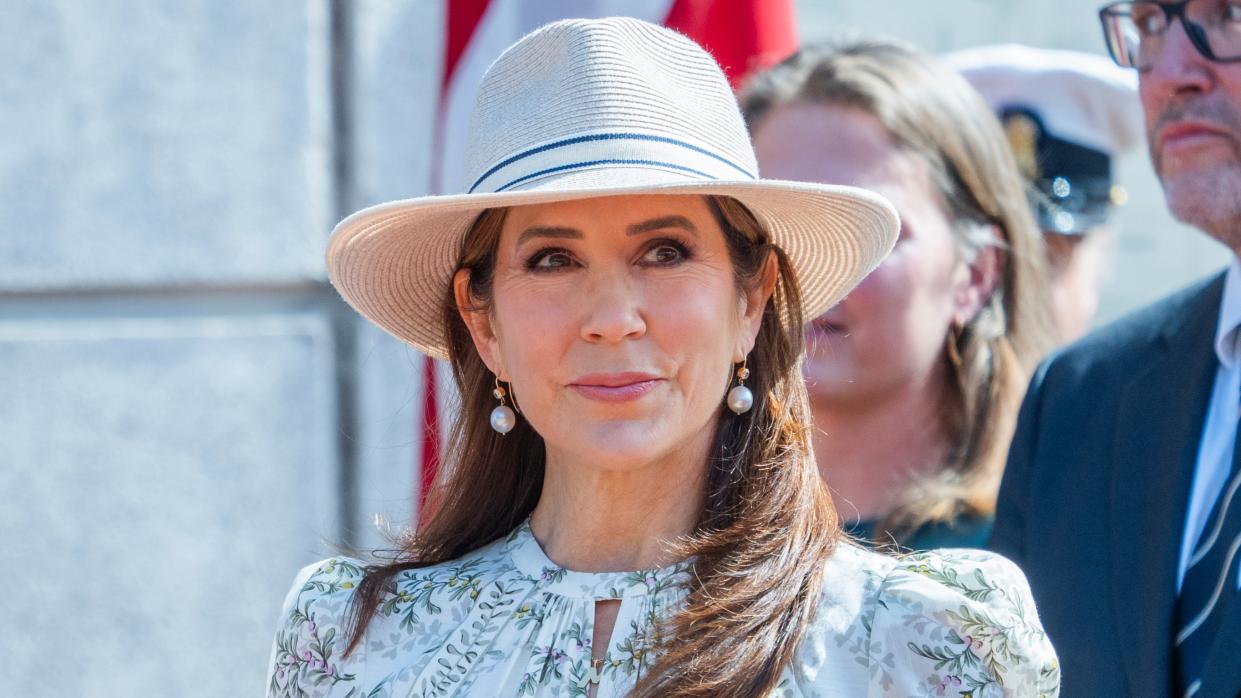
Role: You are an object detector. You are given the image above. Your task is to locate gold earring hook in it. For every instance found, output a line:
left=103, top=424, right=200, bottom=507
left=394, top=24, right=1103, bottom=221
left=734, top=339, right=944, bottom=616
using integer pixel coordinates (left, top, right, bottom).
left=736, top=358, right=750, bottom=384
left=492, top=376, right=507, bottom=405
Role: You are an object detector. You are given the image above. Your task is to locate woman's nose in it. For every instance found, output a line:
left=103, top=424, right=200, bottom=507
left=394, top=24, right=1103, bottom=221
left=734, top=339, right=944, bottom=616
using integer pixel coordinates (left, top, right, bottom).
left=579, top=268, right=647, bottom=343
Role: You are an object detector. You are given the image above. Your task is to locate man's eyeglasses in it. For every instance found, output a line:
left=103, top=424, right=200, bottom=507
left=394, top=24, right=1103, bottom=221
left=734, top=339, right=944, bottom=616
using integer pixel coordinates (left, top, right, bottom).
left=1100, top=0, right=1241, bottom=69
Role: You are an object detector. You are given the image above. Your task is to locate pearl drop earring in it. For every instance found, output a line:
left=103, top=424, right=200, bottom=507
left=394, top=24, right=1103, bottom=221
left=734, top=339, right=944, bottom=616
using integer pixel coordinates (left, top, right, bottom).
left=727, top=360, right=753, bottom=415
left=490, top=376, right=517, bottom=434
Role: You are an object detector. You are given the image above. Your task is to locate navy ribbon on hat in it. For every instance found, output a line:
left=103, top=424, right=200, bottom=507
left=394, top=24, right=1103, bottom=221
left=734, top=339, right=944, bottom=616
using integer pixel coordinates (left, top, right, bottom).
left=468, top=132, right=756, bottom=194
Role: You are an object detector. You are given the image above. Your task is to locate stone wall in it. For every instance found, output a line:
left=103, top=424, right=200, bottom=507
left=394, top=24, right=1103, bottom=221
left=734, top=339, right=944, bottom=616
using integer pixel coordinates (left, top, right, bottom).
left=2, top=2, right=439, bottom=694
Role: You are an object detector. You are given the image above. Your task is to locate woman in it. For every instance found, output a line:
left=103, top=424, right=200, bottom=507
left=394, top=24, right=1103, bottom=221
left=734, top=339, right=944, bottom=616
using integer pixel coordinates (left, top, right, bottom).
left=742, top=41, right=1055, bottom=550
left=267, top=19, right=1059, bottom=697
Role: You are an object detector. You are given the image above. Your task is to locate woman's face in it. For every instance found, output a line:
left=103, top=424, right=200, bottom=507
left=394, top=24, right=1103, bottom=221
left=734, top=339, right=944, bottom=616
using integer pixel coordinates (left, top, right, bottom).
left=457, top=194, right=771, bottom=471
left=1044, top=229, right=1110, bottom=344
left=753, top=102, right=977, bottom=411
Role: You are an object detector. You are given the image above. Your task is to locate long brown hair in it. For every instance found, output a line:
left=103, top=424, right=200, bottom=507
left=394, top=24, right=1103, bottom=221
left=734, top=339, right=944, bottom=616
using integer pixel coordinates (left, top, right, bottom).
left=340, top=195, right=839, bottom=697
left=741, top=39, right=1055, bottom=538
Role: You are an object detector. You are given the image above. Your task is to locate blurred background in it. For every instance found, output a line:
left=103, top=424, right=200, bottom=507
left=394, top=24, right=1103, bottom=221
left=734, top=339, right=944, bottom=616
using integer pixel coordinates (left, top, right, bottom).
left=1, top=1, right=1227, bottom=695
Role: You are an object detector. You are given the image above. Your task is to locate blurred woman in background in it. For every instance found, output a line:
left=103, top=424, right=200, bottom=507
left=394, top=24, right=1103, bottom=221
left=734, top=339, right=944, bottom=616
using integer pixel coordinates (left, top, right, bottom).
left=742, top=40, right=1055, bottom=549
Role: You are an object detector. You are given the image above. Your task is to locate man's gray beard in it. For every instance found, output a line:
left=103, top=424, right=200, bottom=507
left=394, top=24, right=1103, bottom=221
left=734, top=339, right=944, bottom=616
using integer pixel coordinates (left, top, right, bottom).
left=1162, top=169, right=1241, bottom=255
left=1151, top=95, right=1241, bottom=254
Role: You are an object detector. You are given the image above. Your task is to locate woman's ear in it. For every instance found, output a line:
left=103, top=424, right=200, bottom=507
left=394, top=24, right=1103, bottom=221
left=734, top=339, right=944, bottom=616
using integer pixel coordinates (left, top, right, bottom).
left=734, top=249, right=779, bottom=361
left=952, top=226, right=1003, bottom=327
left=453, top=269, right=506, bottom=378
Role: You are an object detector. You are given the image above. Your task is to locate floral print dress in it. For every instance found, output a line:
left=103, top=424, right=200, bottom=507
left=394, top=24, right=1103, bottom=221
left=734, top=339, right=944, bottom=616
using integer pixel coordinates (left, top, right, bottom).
left=266, top=521, right=1059, bottom=697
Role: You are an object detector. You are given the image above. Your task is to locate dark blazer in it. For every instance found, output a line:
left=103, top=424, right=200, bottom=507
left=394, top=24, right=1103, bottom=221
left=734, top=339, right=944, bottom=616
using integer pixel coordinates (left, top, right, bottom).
left=991, top=272, right=1241, bottom=698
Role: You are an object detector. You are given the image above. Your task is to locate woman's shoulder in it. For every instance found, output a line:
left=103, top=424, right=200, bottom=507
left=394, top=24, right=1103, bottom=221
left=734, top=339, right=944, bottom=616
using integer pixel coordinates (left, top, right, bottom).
left=870, top=547, right=1060, bottom=695
left=265, top=536, right=517, bottom=697
left=265, top=557, right=369, bottom=697
left=784, top=543, right=1060, bottom=696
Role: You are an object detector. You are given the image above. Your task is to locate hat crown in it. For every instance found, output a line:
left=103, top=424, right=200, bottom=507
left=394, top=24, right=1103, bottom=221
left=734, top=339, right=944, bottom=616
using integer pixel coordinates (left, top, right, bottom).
left=462, top=17, right=758, bottom=195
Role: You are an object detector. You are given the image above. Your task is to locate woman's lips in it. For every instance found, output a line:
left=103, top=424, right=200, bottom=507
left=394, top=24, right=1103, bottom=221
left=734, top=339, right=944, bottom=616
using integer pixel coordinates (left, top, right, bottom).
left=569, top=373, right=663, bottom=402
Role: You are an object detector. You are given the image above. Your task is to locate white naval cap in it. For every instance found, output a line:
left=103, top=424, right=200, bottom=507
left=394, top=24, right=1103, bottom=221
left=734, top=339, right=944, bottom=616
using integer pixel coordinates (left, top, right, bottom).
left=944, top=43, right=1142, bottom=157
left=944, top=44, right=1144, bottom=234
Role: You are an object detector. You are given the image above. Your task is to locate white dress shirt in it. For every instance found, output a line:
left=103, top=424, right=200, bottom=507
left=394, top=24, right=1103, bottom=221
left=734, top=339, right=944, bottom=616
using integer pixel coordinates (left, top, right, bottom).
left=1180, top=257, right=1241, bottom=592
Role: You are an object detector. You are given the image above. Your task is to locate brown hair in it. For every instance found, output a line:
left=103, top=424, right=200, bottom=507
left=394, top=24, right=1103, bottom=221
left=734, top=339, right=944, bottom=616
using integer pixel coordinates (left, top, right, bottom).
left=340, top=195, right=839, bottom=697
left=741, top=39, right=1055, bottom=539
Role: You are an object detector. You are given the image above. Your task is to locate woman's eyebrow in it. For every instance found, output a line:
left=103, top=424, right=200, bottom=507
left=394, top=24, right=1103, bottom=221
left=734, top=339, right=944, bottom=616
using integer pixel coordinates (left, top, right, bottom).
left=627, top=215, right=698, bottom=236
left=515, top=226, right=581, bottom=246
left=516, top=216, right=698, bottom=245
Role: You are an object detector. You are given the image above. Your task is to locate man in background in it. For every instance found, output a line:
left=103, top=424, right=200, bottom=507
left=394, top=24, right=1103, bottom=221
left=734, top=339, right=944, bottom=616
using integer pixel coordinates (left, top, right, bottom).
left=989, top=4, right=1241, bottom=696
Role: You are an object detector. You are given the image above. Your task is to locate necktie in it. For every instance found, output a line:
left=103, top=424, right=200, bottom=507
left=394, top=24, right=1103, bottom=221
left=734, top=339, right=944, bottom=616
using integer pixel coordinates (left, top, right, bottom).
left=1175, top=401, right=1241, bottom=697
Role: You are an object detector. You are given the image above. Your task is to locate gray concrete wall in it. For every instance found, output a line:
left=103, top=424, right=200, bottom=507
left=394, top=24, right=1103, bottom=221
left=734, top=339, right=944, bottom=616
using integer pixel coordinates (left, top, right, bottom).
left=2, top=1, right=440, bottom=694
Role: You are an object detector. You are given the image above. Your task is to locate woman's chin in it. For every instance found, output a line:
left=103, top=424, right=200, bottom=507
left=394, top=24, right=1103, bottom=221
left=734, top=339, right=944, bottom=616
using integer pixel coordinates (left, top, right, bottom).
left=803, top=366, right=858, bottom=394
left=544, top=421, right=707, bottom=473
left=582, top=433, right=669, bottom=465
left=804, top=373, right=880, bottom=410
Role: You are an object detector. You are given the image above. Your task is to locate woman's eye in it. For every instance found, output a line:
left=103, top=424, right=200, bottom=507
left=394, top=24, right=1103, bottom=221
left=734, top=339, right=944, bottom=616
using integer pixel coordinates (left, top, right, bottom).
left=641, top=241, right=690, bottom=265
left=526, top=248, right=576, bottom=271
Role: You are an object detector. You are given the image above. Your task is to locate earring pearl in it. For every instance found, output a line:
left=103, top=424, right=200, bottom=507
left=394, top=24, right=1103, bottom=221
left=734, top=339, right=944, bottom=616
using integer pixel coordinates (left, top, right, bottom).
left=490, top=404, right=516, bottom=434
left=490, top=378, right=517, bottom=434
left=727, top=384, right=753, bottom=414
left=727, top=361, right=753, bottom=414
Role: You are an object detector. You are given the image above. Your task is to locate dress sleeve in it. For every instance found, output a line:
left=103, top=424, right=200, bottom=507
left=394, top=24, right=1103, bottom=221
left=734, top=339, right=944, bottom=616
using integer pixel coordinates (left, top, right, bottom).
left=265, top=558, right=366, bottom=698
left=865, top=549, right=1060, bottom=697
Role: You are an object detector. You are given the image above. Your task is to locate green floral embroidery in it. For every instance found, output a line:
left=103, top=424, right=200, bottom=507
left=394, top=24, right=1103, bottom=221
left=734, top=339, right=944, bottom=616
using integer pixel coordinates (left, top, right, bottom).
left=609, top=616, right=656, bottom=675
left=525, top=643, right=571, bottom=690
left=268, top=562, right=363, bottom=697
left=536, top=566, right=568, bottom=584
left=879, top=551, right=1058, bottom=697
left=266, top=529, right=1059, bottom=697
left=615, top=569, right=684, bottom=596
left=512, top=600, right=547, bottom=629
left=422, top=579, right=517, bottom=693
left=380, top=558, right=487, bottom=633
left=302, top=559, right=363, bottom=594
left=904, top=556, right=1003, bottom=603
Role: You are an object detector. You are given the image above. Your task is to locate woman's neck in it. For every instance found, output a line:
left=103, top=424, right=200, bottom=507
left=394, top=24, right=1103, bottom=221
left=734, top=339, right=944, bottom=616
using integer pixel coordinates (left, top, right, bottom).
left=529, top=437, right=708, bottom=573
left=811, top=375, right=951, bottom=523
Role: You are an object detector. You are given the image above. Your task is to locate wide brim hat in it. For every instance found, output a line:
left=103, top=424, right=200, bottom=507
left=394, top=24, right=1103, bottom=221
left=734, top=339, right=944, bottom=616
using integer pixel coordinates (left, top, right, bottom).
left=328, top=17, right=899, bottom=360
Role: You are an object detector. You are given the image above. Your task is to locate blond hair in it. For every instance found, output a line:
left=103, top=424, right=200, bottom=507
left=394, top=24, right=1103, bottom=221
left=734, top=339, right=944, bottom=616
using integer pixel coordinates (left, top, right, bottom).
left=741, top=39, right=1055, bottom=537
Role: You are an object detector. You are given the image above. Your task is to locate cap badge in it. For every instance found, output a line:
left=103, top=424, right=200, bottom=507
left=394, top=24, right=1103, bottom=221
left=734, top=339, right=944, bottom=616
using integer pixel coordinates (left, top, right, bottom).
left=1003, top=112, right=1042, bottom=181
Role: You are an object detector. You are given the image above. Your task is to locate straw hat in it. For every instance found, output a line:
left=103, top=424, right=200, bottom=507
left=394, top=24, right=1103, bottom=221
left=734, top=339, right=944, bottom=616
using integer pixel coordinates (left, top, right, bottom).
left=327, top=17, right=898, bottom=359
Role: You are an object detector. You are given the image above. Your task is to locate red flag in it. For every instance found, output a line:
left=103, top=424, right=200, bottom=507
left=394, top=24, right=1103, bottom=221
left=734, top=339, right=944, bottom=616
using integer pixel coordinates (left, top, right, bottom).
left=665, top=0, right=798, bottom=89
left=418, top=349, right=440, bottom=520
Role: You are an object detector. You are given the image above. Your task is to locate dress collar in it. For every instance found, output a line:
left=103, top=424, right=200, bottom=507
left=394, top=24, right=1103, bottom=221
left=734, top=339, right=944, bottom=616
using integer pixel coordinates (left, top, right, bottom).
left=1215, top=255, right=1241, bottom=370
left=503, top=519, right=693, bottom=600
